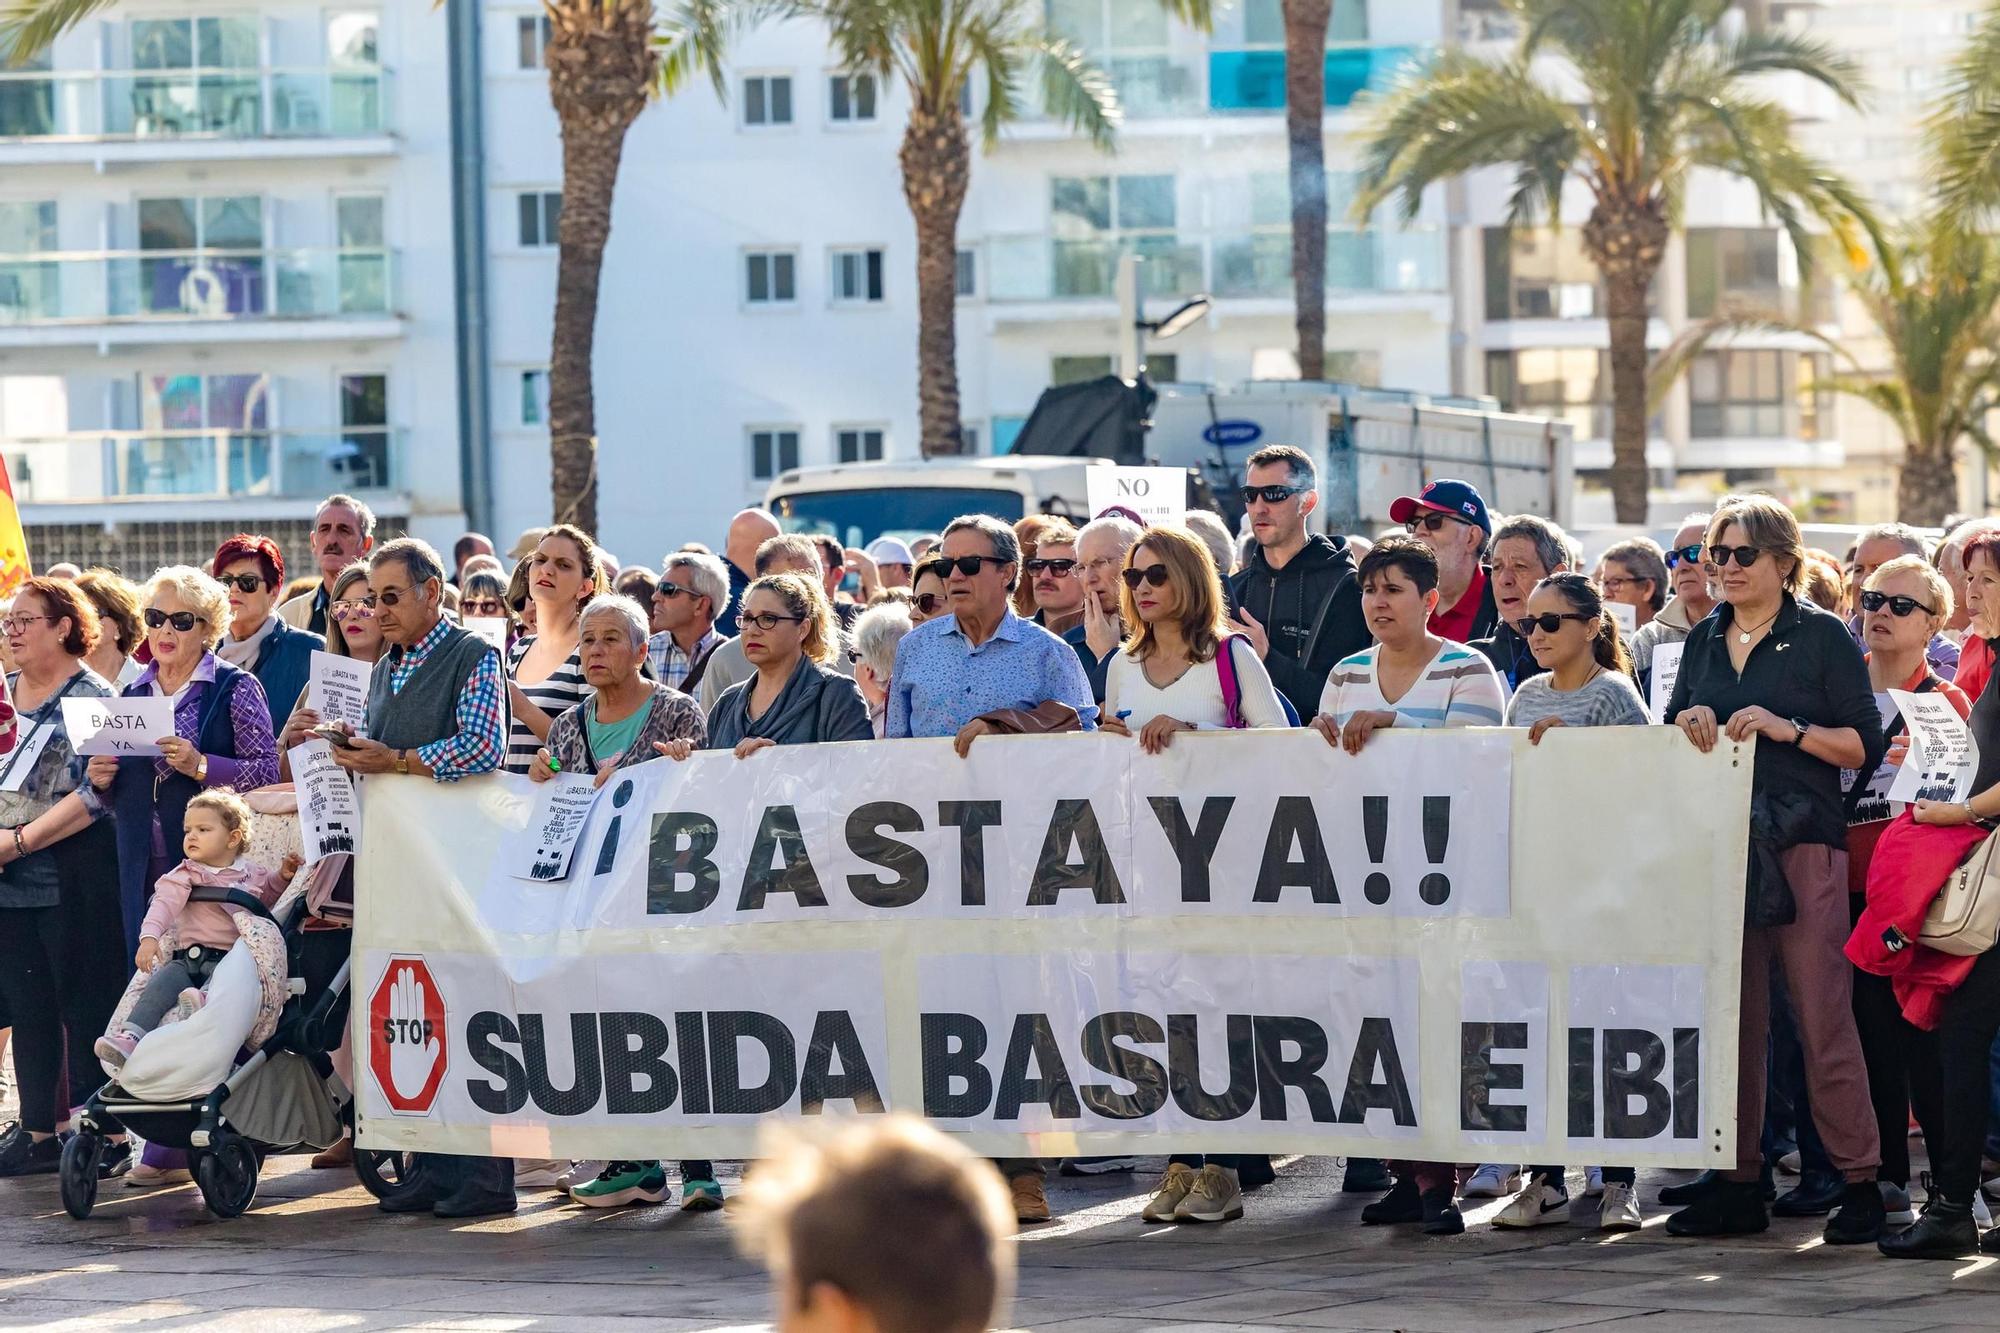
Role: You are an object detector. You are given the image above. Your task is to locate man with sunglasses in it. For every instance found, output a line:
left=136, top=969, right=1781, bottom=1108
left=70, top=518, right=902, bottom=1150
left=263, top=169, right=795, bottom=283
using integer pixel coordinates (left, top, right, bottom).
left=1844, top=523, right=1957, bottom=681
left=1224, top=445, right=1369, bottom=723
left=278, top=494, right=376, bottom=636
left=1630, top=514, right=1717, bottom=698
left=1388, top=478, right=1497, bottom=644
left=646, top=551, right=730, bottom=693
left=1026, top=522, right=1086, bottom=637
left=212, top=533, right=324, bottom=731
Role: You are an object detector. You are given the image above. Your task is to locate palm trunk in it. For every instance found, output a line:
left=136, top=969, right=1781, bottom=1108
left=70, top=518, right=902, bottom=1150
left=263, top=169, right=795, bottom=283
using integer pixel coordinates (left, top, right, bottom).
left=901, top=101, right=971, bottom=457
left=543, top=2, right=656, bottom=531
left=1584, top=199, right=1668, bottom=525
left=1284, top=0, right=1331, bottom=381
left=1898, top=441, right=1961, bottom=525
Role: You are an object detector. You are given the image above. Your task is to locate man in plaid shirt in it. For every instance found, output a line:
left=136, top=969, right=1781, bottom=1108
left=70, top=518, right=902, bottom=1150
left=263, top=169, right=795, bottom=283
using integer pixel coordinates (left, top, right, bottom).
left=645, top=549, right=730, bottom=694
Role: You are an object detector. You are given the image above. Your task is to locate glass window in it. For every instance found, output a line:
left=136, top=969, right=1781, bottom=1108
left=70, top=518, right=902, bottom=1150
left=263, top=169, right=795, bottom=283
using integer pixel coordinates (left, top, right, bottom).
left=517, top=191, right=560, bottom=247
left=1236, top=0, right=1367, bottom=45
left=1485, top=348, right=1611, bottom=441
left=329, top=12, right=379, bottom=65
left=836, top=428, right=885, bottom=463
left=1483, top=228, right=1601, bottom=320
left=751, top=428, right=800, bottom=479
left=201, top=196, right=263, bottom=249
left=744, top=75, right=792, bottom=126
left=955, top=248, right=976, bottom=297
left=517, top=13, right=551, bottom=69
left=1685, top=228, right=1785, bottom=319
left=131, top=19, right=194, bottom=69
left=0, top=45, right=55, bottom=138
left=1052, top=176, right=1112, bottom=234
left=138, top=198, right=198, bottom=250
left=1052, top=355, right=1113, bottom=385
left=829, top=73, right=877, bottom=122
left=336, top=196, right=385, bottom=248
left=197, top=17, right=259, bottom=68
left=1689, top=350, right=1785, bottom=438
left=746, top=251, right=797, bottom=304
left=831, top=248, right=884, bottom=303
left=520, top=369, right=549, bottom=426
left=1115, top=175, right=1175, bottom=230
left=0, top=201, right=54, bottom=252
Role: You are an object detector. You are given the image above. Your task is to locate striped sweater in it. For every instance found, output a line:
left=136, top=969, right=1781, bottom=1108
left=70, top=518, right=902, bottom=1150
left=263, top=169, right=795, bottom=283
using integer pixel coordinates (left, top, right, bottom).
left=1317, top=641, right=1506, bottom=729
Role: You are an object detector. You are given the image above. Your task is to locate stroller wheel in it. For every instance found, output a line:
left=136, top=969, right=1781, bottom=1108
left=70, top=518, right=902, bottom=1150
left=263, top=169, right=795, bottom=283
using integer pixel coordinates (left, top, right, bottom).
left=59, top=1133, right=102, bottom=1220
left=194, top=1137, right=259, bottom=1219
left=353, top=1144, right=420, bottom=1201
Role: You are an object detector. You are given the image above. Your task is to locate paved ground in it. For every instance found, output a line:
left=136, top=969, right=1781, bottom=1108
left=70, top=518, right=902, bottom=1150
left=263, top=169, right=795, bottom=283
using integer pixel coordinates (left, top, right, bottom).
left=0, top=1153, right=1996, bottom=1331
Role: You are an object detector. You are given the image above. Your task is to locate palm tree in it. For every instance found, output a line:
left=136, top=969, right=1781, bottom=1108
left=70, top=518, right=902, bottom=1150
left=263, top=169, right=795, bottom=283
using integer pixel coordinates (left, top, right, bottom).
left=1928, top=0, right=2000, bottom=224
left=1284, top=0, right=1332, bottom=381
left=1351, top=0, right=1872, bottom=523
left=788, top=0, right=1207, bottom=457
left=2, top=0, right=730, bottom=535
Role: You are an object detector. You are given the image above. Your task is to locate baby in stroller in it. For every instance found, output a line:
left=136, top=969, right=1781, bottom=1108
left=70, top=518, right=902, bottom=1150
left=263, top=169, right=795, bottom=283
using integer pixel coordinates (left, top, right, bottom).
left=94, top=790, right=286, bottom=1070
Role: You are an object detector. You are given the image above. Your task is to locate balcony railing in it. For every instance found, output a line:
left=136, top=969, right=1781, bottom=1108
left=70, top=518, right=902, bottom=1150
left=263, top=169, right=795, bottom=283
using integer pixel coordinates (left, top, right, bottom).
left=0, top=66, right=391, bottom=141
left=0, top=248, right=396, bottom=325
left=2, top=428, right=403, bottom=504
left=984, top=227, right=1446, bottom=303
left=1023, top=43, right=1422, bottom=121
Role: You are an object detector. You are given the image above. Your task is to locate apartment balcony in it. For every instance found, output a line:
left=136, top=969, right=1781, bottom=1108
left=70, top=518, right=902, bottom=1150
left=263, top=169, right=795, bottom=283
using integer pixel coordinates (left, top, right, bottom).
left=0, top=247, right=399, bottom=347
left=0, top=65, right=393, bottom=166
left=3, top=428, right=404, bottom=515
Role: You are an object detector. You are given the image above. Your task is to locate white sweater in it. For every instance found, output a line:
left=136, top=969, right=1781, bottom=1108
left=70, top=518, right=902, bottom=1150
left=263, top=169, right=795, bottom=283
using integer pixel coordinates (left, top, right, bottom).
left=1104, top=640, right=1289, bottom=730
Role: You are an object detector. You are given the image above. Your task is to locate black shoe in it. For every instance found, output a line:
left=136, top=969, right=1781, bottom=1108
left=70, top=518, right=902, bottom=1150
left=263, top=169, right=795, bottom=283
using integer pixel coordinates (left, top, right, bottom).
left=1773, top=1172, right=1845, bottom=1217
left=434, top=1187, right=517, bottom=1219
left=1658, top=1169, right=1721, bottom=1205
left=1360, top=1175, right=1421, bottom=1224
left=96, top=1140, right=132, bottom=1180
left=1880, top=1200, right=1976, bottom=1260
left=1342, top=1157, right=1393, bottom=1194
left=1421, top=1186, right=1464, bottom=1235
left=1665, top=1181, right=1769, bottom=1237
left=378, top=1185, right=445, bottom=1214
left=1238, top=1155, right=1276, bottom=1190
left=1825, top=1180, right=1886, bottom=1245
left=0, top=1134, right=63, bottom=1177
left=1982, top=1222, right=2000, bottom=1255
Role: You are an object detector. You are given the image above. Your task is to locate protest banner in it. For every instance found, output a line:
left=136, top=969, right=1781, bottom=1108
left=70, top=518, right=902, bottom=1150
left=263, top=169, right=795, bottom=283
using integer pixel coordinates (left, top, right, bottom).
left=1649, top=641, right=1684, bottom=724
left=290, top=738, right=360, bottom=861
left=307, top=651, right=373, bottom=732
left=1085, top=466, right=1188, bottom=525
left=499, top=771, right=599, bottom=882
left=1887, top=688, right=1979, bottom=805
left=61, top=696, right=175, bottom=756
left=353, top=728, right=1749, bottom=1167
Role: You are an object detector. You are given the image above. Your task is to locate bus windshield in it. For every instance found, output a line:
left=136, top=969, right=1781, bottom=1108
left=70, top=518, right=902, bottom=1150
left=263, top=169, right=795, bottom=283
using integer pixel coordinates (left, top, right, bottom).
left=771, top=487, right=1026, bottom=548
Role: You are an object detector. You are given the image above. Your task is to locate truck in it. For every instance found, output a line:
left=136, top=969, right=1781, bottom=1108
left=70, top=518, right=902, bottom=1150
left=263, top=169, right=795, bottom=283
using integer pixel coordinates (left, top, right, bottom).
left=765, top=379, right=1573, bottom=548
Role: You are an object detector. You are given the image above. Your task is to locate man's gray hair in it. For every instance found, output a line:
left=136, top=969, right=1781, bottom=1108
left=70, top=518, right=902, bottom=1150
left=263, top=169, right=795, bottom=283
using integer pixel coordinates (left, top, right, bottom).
left=579, top=593, right=650, bottom=650
left=1179, top=510, right=1237, bottom=577
left=755, top=532, right=823, bottom=576
left=852, top=601, right=914, bottom=679
left=664, top=550, right=731, bottom=617
left=942, top=514, right=1020, bottom=567
left=1076, top=514, right=1143, bottom=556
left=1491, top=514, right=1577, bottom=575
left=318, top=493, right=377, bottom=538
left=369, top=536, right=444, bottom=589
left=1858, top=521, right=1931, bottom=559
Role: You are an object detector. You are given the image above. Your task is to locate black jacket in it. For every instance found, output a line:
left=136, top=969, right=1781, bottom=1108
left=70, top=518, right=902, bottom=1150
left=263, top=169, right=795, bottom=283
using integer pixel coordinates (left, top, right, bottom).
left=1471, top=620, right=1535, bottom=694
left=1226, top=534, right=1368, bottom=723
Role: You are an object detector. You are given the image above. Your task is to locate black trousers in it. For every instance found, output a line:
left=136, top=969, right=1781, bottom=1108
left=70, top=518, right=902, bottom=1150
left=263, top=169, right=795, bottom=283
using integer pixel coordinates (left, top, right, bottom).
left=1933, top=948, right=2000, bottom=1204
left=1852, top=965, right=1943, bottom=1186
left=0, top=905, right=68, bottom=1134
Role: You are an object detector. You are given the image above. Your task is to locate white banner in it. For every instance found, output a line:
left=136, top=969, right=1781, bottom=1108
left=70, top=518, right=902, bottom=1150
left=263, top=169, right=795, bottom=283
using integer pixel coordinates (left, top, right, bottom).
left=352, top=729, right=1749, bottom=1164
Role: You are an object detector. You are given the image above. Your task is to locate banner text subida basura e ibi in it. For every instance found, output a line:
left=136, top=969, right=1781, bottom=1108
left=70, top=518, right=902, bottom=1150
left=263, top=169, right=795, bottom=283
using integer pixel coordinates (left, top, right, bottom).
left=352, top=728, right=1752, bottom=1168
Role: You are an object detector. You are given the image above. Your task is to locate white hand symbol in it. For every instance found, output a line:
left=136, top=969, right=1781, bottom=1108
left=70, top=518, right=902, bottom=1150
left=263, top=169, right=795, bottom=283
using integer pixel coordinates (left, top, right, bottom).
left=385, top=965, right=441, bottom=1101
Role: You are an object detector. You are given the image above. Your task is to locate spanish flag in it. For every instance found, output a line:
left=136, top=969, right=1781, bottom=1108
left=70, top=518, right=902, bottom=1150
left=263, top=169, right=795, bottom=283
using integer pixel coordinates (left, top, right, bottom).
left=0, top=455, right=33, bottom=598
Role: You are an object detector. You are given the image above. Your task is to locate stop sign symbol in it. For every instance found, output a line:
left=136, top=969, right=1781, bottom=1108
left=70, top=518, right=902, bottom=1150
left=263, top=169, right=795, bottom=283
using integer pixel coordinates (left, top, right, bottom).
left=368, top=955, right=448, bottom=1116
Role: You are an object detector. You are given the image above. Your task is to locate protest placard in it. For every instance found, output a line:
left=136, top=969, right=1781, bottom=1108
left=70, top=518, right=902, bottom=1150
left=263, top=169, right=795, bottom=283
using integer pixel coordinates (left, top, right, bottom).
left=290, top=737, right=360, bottom=861
left=1084, top=466, right=1188, bottom=525
left=1887, top=687, right=1980, bottom=805
left=463, top=618, right=509, bottom=652
left=307, top=651, right=372, bottom=732
left=61, top=696, right=175, bottom=757
left=1649, top=640, right=1685, bottom=724
left=499, top=771, right=599, bottom=882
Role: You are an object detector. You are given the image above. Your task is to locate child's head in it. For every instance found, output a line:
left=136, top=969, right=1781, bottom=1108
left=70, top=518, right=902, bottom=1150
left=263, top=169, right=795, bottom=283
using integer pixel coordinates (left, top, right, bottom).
left=735, top=1117, right=1014, bottom=1333
left=183, top=790, right=253, bottom=868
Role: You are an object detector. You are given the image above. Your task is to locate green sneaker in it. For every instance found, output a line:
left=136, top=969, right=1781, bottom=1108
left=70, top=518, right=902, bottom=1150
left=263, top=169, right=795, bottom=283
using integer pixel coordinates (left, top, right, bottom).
left=570, top=1161, right=667, bottom=1209
left=680, top=1177, right=725, bottom=1211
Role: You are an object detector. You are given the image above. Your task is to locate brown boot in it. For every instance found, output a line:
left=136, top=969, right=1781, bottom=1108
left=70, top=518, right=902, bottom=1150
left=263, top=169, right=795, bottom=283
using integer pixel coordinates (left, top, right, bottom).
left=311, top=1137, right=354, bottom=1170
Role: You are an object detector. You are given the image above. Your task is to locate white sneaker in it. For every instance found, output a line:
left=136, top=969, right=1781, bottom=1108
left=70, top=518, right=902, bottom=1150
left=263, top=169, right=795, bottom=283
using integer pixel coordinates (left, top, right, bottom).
left=1463, top=1163, right=1522, bottom=1198
left=1976, top=1192, right=1994, bottom=1228
left=1142, top=1163, right=1197, bottom=1223
left=1584, top=1166, right=1604, bottom=1197
left=513, top=1158, right=575, bottom=1190
left=557, top=1160, right=603, bottom=1193
left=1598, top=1181, right=1642, bottom=1231
left=1493, top=1180, right=1570, bottom=1228
left=1173, top=1165, right=1244, bottom=1223
left=1777, top=1150, right=1802, bottom=1175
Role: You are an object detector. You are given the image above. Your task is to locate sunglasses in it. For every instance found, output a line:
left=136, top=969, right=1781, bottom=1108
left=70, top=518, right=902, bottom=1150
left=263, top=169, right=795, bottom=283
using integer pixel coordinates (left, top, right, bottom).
left=1859, top=589, right=1937, bottom=618
left=926, top=555, right=1010, bottom=579
left=1405, top=511, right=1470, bottom=535
left=1026, top=558, right=1077, bottom=577
left=655, top=579, right=691, bottom=599
left=460, top=598, right=503, bottom=616
left=144, top=609, right=201, bottom=632
left=1240, top=483, right=1306, bottom=505
left=1708, top=545, right=1764, bottom=568
left=1665, top=543, right=1706, bottom=569
left=220, top=573, right=267, bottom=594
left=914, top=593, right=944, bottom=615
left=1515, top=611, right=1594, bottom=637
left=740, top=612, right=805, bottom=631
left=1121, top=564, right=1171, bottom=589
left=330, top=600, right=375, bottom=620
left=363, top=585, right=417, bottom=609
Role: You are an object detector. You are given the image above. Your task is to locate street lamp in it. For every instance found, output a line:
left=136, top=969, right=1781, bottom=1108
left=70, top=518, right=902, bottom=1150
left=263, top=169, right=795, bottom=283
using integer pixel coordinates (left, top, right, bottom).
left=1115, top=253, right=1210, bottom=381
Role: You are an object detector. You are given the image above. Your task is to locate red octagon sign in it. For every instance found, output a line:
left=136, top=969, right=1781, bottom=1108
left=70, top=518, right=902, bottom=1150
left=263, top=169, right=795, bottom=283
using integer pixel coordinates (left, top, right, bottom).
left=368, top=954, right=449, bottom=1116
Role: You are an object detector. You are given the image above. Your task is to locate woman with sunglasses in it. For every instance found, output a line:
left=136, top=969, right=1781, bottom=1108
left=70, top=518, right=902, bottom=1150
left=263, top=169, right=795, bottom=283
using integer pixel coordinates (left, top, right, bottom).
left=459, top=570, right=514, bottom=639
left=276, top=563, right=386, bottom=780
left=1664, top=494, right=1886, bottom=1244
left=908, top=562, right=948, bottom=626
left=211, top=534, right=324, bottom=733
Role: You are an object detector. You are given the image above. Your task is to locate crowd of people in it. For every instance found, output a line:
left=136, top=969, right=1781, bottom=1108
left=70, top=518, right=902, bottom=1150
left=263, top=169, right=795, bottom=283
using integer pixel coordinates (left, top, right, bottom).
left=4, top=458, right=2000, bottom=1264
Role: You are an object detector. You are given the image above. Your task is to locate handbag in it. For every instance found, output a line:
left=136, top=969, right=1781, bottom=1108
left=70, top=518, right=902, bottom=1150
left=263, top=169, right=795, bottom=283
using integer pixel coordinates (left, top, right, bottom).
left=1215, top=635, right=1247, bottom=730
left=1920, top=829, right=2000, bottom=956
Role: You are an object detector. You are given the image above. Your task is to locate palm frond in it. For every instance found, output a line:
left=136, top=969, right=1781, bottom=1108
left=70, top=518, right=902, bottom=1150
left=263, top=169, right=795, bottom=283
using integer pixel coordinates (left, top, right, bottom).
left=1715, top=27, right=1866, bottom=111
left=1647, top=308, right=1844, bottom=410
left=1030, top=32, right=1117, bottom=151
left=0, top=0, right=118, bottom=66
left=654, top=0, right=765, bottom=99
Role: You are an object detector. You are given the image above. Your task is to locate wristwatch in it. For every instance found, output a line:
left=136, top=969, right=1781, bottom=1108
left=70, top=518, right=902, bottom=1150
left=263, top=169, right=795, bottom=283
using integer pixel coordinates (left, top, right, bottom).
left=195, top=754, right=209, bottom=783
left=1790, top=716, right=1810, bottom=745
left=394, top=749, right=410, bottom=776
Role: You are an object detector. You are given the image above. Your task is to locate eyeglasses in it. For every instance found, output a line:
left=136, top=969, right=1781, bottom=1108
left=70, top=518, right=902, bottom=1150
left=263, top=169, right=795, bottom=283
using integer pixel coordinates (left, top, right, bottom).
left=913, top=593, right=944, bottom=615
left=330, top=600, right=375, bottom=621
left=926, top=555, right=1010, bottom=579
left=1405, top=512, right=1469, bottom=536
left=144, top=609, right=201, bottom=632
left=1860, top=589, right=1937, bottom=618
left=365, top=585, right=417, bottom=609
left=1708, top=545, right=1764, bottom=568
left=655, top=579, right=691, bottom=599
left=1026, top=558, right=1077, bottom=577
left=0, top=615, right=47, bottom=635
left=740, top=612, right=806, bottom=631
left=1665, top=543, right=1706, bottom=569
left=1240, top=483, right=1307, bottom=505
left=219, top=573, right=267, bottom=594
left=1599, top=575, right=1646, bottom=593
left=460, top=598, right=503, bottom=616
left=845, top=648, right=863, bottom=664
left=1121, top=563, right=1171, bottom=589
left=1514, top=612, right=1594, bottom=636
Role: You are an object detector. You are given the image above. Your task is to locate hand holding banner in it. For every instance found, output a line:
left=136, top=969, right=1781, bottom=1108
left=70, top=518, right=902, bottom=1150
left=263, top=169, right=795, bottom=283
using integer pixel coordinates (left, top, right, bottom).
left=61, top=696, right=175, bottom=756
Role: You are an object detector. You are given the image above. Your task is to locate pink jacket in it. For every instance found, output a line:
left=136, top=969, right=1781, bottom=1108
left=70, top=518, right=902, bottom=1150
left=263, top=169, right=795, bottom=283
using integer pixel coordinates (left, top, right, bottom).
left=140, top=858, right=285, bottom=952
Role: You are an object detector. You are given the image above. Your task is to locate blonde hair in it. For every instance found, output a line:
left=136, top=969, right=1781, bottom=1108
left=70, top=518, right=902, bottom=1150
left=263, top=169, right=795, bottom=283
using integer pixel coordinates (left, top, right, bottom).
left=744, top=572, right=837, bottom=665
left=1120, top=525, right=1230, bottom=665
left=1707, top=494, right=1807, bottom=595
left=142, top=565, right=231, bottom=651
left=186, top=788, right=254, bottom=852
left=1867, top=553, right=1954, bottom=623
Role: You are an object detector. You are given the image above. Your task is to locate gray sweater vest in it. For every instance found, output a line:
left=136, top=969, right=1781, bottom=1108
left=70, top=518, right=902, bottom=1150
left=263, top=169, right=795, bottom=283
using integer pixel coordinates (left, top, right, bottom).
left=365, top=624, right=494, bottom=752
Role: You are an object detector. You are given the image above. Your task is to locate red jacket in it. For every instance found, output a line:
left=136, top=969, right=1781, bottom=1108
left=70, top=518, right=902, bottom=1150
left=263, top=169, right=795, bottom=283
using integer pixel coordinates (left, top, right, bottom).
left=1846, top=812, right=1986, bottom=1029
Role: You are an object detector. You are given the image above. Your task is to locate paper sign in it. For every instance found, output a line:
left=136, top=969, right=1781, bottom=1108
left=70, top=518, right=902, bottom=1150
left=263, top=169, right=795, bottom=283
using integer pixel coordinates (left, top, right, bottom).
left=463, top=618, right=509, bottom=651
left=503, top=772, right=599, bottom=882
left=0, top=715, right=59, bottom=792
left=291, top=738, right=361, bottom=861
left=1608, top=602, right=1638, bottom=636
left=1887, top=688, right=1979, bottom=805
left=307, top=651, right=373, bottom=732
left=1649, top=640, right=1685, bottom=724
left=1085, top=465, right=1188, bottom=525
left=61, top=696, right=175, bottom=756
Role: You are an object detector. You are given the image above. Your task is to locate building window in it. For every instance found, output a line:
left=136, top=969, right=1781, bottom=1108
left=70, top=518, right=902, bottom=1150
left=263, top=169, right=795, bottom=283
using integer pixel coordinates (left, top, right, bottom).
left=829, top=72, right=877, bottom=122
left=831, top=247, right=885, bottom=304
left=1689, top=350, right=1818, bottom=439
left=137, top=195, right=264, bottom=315
left=836, top=427, right=885, bottom=463
left=744, top=75, right=793, bottom=127
left=1050, top=174, right=1193, bottom=298
left=517, top=191, right=561, bottom=247
left=961, top=424, right=981, bottom=453
left=337, top=372, right=391, bottom=488
left=0, top=45, right=55, bottom=138
left=745, top=250, right=797, bottom=305
left=520, top=370, right=549, bottom=426
left=751, top=428, right=800, bottom=479
left=955, top=248, right=977, bottom=298
left=335, top=195, right=388, bottom=313
left=517, top=13, right=552, bottom=69
left=0, top=201, right=56, bottom=320
left=1483, top=228, right=1603, bottom=320
left=1485, top=348, right=1613, bottom=441
left=1685, top=228, right=1785, bottom=319
left=1146, top=353, right=1178, bottom=382
left=1052, top=355, right=1113, bottom=386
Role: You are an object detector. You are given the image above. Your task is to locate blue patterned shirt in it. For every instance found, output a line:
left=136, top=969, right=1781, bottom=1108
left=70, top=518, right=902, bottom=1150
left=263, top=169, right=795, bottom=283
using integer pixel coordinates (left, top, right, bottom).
left=887, top=608, right=1098, bottom=738
left=382, top=617, right=506, bottom=781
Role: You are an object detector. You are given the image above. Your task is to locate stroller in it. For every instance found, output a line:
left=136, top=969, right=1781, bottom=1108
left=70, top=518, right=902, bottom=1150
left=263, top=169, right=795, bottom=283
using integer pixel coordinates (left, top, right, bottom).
left=61, top=795, right=413, bottom=1220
